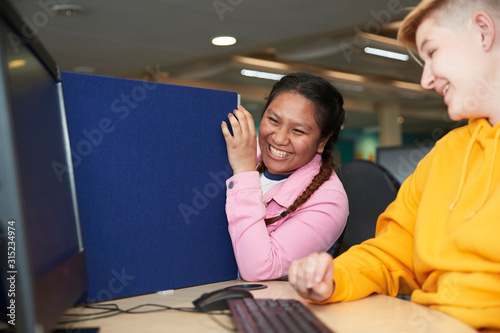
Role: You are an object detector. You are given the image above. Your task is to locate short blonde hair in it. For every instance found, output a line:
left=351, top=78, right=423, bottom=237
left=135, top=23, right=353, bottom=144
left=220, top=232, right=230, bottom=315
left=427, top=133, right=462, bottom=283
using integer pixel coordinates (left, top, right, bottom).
left=399, top=0, right=500, bottom=50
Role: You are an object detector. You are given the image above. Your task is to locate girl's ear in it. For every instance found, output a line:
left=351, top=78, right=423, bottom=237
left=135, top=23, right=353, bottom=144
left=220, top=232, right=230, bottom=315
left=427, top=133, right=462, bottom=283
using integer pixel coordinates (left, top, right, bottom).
left=474, top=11, right=496, bottom=51
left=316, top=132, right=333, bottom=154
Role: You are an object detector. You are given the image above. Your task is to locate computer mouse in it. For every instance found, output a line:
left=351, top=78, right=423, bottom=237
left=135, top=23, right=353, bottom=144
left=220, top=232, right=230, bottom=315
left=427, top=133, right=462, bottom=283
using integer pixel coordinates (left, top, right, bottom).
left=192, top=287, right=253, bottom=312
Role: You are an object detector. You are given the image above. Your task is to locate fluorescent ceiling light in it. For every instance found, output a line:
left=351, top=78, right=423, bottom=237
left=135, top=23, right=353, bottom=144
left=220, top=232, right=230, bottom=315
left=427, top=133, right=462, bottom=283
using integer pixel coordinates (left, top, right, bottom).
left=233, top=56, right=290, bottom=71
left=333, top=82, right=364, bottom=93
left=212, top=36, right=237, bottom=46
left=364, top=47, right=409, bottom=61
left=241, top=69, right=284, bottom=81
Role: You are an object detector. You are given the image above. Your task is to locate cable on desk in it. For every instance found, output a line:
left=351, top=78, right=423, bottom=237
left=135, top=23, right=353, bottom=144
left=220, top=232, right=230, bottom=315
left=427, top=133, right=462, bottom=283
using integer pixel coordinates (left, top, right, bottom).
left=58, top=302, right=233, bottom=325
left=62, top=303, right=120, bottom=318
left=198, top=308, right=237, bottom=332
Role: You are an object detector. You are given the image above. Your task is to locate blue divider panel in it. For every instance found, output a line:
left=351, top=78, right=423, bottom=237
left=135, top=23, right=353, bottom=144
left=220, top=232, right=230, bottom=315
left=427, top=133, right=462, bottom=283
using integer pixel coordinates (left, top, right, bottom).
left=61, top=72, right=238, bottom=302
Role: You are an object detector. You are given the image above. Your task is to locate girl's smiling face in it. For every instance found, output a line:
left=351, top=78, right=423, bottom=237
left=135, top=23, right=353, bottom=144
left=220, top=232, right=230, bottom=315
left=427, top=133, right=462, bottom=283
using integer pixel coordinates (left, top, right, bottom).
left=258, top=92, right=329, bottom=175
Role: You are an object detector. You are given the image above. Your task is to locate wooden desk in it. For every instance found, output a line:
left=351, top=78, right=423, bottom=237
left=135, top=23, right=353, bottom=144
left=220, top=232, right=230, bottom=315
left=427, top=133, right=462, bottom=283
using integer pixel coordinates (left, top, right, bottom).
left=57, top=279, right=477, bottom=333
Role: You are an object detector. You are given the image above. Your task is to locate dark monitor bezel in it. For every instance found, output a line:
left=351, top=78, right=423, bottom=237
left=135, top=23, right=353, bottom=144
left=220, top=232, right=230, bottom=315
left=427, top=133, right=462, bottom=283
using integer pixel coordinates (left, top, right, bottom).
left=0, top=1, right=87, bottom=332
left=376, top=143, right=435, bottom=185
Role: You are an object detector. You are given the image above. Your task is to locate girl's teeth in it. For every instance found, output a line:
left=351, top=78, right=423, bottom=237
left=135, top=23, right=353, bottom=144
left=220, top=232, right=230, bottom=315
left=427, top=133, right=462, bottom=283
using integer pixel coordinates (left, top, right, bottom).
left=443, top=84, right=449, bottom=94
left=270, top=146, right=290, bottom=158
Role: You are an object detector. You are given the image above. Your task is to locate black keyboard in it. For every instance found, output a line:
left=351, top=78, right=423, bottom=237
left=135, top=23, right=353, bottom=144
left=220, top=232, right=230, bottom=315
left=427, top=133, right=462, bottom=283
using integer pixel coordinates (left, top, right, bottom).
left=227, top=298, right=333, bottom=333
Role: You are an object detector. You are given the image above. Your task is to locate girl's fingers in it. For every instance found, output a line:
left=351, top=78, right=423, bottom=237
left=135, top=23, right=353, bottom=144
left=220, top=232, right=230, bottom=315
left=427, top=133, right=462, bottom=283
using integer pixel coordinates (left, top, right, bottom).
left=235, top=107, right=256, bottom=137
left=227, top=112, right=241, bottom=135
left=221, top=121, right=233, bottom=141
left=226, top=107, right=256, bottom=140
left=243, top=110, right=256, bottom=135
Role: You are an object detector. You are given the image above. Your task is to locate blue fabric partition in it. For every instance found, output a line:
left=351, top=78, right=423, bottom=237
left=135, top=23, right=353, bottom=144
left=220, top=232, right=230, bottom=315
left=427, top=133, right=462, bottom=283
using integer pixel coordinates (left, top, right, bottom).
left=61, top=72, right=239, bottom=302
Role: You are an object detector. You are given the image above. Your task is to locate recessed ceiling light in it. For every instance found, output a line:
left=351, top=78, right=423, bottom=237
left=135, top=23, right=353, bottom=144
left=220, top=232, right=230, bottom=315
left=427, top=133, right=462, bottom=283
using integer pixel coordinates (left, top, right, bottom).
left=211, top=36, right=237, bottom=46
left=8, top=59, right=26, bottom=69
left=51, top=4, right=84, bottom=16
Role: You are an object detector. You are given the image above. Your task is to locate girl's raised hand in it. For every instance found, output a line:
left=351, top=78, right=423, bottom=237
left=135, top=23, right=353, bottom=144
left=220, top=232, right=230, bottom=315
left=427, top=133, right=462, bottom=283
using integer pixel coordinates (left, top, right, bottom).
left=221, top=105, right=257, bottom=175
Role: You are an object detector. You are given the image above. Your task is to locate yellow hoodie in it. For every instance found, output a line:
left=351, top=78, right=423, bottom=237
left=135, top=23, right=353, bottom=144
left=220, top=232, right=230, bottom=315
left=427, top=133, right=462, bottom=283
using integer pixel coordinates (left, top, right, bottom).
left=328, top=118, right=500, bottom=329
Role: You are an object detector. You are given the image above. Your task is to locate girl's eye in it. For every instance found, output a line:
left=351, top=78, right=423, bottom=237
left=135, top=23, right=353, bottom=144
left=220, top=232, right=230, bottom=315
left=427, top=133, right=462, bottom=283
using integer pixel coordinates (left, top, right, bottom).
left=428, top=49, right=436, bottom=58
left=293, top=129, right=305, bottom=135
left=268, top=117, right=278, bottom=124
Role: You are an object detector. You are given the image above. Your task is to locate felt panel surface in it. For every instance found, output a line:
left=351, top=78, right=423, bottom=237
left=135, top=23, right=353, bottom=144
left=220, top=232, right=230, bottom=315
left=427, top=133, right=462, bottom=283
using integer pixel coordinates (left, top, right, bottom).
left=61, top=72, right=238, bottom=301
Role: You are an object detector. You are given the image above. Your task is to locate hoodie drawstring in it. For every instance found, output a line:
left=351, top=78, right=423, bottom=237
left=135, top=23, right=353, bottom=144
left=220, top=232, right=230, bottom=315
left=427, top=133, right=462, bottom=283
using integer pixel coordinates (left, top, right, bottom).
left=467, top=128, right=500, bottom=218
left=449, top=122, right=500, bottom=218
left=449, top=124, right=481, bottom=211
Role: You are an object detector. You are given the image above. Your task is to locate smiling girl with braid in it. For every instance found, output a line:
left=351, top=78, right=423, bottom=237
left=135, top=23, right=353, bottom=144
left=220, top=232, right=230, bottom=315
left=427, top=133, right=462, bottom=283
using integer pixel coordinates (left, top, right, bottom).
left=221, top=72, right=348, bottom=281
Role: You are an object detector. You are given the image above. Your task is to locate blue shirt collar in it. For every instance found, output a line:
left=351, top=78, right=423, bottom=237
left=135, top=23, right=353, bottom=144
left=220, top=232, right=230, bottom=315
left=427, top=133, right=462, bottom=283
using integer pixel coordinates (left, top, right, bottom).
left=263, top=168, right=291, bottom=181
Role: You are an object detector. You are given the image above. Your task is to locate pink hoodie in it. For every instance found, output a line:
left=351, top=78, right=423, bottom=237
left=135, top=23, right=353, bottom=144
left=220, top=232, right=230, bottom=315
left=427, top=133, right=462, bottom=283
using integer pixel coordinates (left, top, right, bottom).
left=225, top=153, right=348, bottom=281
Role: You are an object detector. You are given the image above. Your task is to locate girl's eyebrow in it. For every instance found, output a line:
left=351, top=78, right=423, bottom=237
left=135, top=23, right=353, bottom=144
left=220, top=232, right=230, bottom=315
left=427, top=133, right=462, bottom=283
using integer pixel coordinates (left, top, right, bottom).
left=294, top=120, right=313, bottom=131
left=266, top=109, right=279, bottom=118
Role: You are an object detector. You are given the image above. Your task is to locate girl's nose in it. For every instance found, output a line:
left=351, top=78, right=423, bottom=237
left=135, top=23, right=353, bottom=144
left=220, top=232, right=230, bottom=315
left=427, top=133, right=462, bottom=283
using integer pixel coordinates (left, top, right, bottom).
left=273, top=128, right=289, bottom=145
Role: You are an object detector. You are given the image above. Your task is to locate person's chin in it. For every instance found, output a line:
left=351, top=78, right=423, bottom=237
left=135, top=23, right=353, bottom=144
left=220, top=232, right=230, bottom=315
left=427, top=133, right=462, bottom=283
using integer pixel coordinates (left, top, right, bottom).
left=447, top=106, right=469, bottom=122
left=263, top=157, right=292, bottom=175
left=265, top=162, right=287, bottom=175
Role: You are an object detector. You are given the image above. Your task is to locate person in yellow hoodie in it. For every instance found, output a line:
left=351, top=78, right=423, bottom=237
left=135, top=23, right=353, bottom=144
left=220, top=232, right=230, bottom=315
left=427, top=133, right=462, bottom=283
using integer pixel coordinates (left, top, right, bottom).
left=288, top=0, right=500, bottom=330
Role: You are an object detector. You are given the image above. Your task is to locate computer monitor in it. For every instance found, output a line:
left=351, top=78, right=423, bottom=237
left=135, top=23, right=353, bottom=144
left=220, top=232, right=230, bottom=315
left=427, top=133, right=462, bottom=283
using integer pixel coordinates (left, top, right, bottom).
left=376, top=142, right=435, bottom=185
left=0, top=1, right=87, bottom=332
